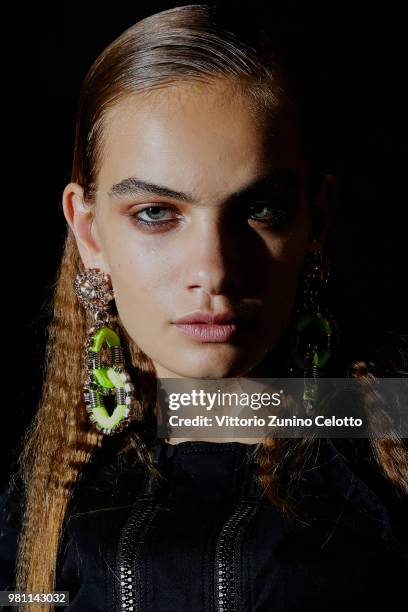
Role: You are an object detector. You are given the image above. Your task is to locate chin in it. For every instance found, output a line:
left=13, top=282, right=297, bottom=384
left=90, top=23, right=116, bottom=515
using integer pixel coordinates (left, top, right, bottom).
left=168, top=351, right=256, bottom=379
left=184, top=367, right=236, bottom=379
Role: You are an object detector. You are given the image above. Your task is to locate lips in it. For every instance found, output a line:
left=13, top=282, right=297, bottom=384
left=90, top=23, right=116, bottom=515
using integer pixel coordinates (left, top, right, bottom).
left=172, top=310, right=250, bottom=342
left=173, top=310, right=242, bottom=325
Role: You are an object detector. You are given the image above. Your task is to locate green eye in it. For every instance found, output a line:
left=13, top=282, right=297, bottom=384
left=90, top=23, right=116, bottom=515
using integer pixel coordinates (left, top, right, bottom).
left=247, top=199, right=294, bottom=228
left=139, top=206, right=170, bottom=221
left=248, top=202, right=274, bottom=220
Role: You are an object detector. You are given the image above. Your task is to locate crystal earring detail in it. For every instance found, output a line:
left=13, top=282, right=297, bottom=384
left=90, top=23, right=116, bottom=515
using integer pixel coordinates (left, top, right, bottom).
left=290, top=250, right=338, bottom=416
left=74, top=268, right=135, bottom=434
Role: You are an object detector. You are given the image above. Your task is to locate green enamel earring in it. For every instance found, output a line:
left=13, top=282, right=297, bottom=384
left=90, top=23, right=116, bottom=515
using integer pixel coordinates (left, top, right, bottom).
left=290, top=249, right=339, bottom=416
left=74, top=268, right=135, bottom=435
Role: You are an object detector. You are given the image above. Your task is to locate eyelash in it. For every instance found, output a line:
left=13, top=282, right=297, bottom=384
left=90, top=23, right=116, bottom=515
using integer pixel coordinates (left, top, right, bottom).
left=128, top=201, right=293, bottom=230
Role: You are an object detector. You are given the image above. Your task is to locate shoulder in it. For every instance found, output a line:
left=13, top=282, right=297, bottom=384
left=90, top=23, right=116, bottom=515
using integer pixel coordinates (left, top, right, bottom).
left=65, top=443, right=148, bottom=518
left=329, top=438, right=408, bottom=549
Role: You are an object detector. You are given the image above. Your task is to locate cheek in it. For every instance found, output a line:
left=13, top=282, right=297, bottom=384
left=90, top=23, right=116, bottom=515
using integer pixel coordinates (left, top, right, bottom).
left=98, top=212, right=173, bottom=280
left=260, top=225, right=310, bottom=317
left=96, top=221, right=171, bottom=319
left=258, top=194, right=311, bottom=260
left=262, top=223, right=310, bottom=279
left=110, top=254, right=168, bottom=321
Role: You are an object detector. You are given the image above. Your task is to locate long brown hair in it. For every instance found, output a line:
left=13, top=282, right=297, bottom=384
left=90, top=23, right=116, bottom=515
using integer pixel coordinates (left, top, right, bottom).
left=11, top=5, right=407, bottom=610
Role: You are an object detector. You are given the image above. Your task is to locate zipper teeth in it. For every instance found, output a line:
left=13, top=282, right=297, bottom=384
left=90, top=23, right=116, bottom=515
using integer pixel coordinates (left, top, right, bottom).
left=215, top=502, right=255, bottom=612
left=117, top=499, right=157, bottom=612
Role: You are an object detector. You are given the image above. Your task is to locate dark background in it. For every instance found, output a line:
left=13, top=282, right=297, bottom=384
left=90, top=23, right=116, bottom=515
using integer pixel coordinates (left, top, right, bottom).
left=2, top=1, right=406, bottom=489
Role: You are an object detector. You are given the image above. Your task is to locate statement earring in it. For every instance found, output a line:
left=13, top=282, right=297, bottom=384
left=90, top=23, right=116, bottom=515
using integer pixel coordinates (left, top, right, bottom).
left=74, top=268, right=135, bottom=435
left=290, top=250, right=338, bottom=416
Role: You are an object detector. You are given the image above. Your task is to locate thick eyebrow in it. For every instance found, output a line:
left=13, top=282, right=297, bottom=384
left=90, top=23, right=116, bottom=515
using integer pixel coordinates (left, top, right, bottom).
left=108, top=168, right=302, bottom=204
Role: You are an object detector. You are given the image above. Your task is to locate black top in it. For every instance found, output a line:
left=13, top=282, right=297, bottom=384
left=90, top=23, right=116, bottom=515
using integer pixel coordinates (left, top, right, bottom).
left=1, top=438, right=407, bottom=611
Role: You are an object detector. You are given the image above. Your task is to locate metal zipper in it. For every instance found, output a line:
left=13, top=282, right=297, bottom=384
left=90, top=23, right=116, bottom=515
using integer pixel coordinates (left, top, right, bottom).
left=214, top=447, right=261, bottom=612
left=116, top=498, right=159, bottom=611
left=114, top=442, right=166, bottom=612
left=114, top=442, right=260, bottom=612
left=215, top=501, right=258, bottom=611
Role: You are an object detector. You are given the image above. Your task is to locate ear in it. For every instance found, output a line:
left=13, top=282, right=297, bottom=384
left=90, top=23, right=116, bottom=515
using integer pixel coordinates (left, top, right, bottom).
left=307, top=174, right=338, bottom=250
left=62, top=182, right=110, bottom=272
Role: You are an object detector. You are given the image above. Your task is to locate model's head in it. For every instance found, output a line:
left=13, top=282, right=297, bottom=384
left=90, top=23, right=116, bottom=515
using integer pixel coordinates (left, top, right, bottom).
left=62, top=3, right=336, bottom=379
left=13, top=9, right=407, bottom=608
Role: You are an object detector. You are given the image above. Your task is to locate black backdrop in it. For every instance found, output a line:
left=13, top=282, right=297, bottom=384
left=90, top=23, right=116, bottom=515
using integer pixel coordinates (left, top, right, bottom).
left=2, top=1, right=406, bottom=489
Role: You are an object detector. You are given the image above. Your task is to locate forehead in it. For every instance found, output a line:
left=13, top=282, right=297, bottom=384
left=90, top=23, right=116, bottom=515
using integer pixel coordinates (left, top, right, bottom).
left=97, top=79, right=303, bottom=201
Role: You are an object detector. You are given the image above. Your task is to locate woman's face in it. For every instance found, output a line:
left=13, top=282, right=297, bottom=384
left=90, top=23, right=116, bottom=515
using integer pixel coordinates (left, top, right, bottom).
left=64, top=79, right=332, bottom=378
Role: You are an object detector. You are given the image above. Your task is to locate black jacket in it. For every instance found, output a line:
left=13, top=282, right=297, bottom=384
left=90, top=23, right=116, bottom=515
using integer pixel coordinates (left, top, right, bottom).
left=1, top=438, right=407, bottom=611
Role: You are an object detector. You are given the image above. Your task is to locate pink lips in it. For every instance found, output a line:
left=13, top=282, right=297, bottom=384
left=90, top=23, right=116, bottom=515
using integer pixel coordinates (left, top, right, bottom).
left=172, top=310, right=246, bottom=342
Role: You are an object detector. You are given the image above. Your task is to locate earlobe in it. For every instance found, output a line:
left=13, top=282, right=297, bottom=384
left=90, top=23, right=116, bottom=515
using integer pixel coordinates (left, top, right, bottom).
left=62, top=182, right=106, bottom=269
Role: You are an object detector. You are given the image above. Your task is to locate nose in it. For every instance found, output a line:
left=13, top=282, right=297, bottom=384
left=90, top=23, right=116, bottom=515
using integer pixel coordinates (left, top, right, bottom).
left=182, top=213, right=245, bottom=297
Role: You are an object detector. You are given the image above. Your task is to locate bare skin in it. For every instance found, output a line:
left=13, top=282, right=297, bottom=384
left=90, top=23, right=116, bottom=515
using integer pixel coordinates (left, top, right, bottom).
left=63, top=78, right=336, bottom=443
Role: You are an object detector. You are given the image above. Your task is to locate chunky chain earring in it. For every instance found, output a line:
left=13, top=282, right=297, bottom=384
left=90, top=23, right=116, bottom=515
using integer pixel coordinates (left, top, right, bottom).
left=74, top=268, right=136, bottom=435
left=290, top=249, right=338, bottom=416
